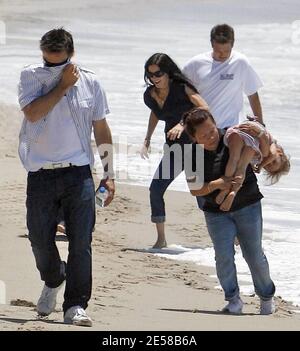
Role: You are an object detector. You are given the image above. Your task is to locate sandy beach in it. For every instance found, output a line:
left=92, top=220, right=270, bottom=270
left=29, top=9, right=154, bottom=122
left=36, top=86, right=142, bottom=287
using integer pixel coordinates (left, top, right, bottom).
left=0, top=104, right=300, bottom=331
left=1, top=0, right=300, bottom=332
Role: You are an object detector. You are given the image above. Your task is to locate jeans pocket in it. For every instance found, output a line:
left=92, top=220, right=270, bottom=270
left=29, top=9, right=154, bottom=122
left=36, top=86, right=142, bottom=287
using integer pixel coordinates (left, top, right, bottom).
left=80, top=178, right=95, bottom=201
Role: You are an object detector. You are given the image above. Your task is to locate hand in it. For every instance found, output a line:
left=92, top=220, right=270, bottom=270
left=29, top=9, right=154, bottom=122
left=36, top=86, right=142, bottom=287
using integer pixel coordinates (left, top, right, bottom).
left=98, top=178, right=115, bottom=207
left=252, top=164, right=262, bottom=173
left=166, top=123, right=184, bottom=141
left=237, top=122, right=264, bottom=138
left=140, top=139, right=150, bottom=159
left=59, top=64, right=80, bottom=91
left=211, top=176, right=233, bottom=191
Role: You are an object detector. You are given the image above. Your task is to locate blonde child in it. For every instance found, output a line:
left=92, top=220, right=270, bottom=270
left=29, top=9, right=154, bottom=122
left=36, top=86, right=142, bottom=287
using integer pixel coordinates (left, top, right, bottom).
left=216, top=119, right=290, bottom=211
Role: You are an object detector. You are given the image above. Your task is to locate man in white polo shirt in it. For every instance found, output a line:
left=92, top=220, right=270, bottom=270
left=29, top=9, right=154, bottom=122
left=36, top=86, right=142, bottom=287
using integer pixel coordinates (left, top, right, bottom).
left=183, top=23, right=264, bottom=128
left=183, top=24, right=264, bottom=210
left=18, top=28, right=115, bottom=327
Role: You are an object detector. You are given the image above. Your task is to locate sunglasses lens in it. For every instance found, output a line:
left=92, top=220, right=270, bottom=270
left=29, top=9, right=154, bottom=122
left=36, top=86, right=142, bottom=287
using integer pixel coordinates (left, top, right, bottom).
left=156, top=71, right=164, bottom=77
left=147, top=70, right=165, bottom=78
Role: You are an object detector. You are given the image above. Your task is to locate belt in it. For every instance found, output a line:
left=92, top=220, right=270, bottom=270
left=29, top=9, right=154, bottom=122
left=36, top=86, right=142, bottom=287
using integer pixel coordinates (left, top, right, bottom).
left=41, top=162, right=74, bottom=170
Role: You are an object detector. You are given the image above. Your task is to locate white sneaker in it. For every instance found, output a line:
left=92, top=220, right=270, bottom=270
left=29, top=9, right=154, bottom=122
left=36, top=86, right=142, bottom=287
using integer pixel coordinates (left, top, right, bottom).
left=37, top=282, right=64, bottom=316
left=222, top=296, right=244, bottom=314
left=64, top=306, right=93, bottom=327
left=260, top=297, right=275, bottom=315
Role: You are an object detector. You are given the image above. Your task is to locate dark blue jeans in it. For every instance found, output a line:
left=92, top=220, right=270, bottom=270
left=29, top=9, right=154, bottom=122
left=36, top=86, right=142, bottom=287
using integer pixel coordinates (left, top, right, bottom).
left=150, top=145, right=184, bottom=223
left=26, top=165, right=95, bottom=312
left=204, top=201, right=275, bottom=301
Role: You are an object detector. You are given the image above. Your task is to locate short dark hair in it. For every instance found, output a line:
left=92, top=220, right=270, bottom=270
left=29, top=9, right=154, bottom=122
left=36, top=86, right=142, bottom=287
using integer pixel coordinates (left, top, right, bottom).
left=40, top=28, right=74, bottom=55
left=210, top=24, right=234, bottom=45
left=183, top=107, right=216, bottom=137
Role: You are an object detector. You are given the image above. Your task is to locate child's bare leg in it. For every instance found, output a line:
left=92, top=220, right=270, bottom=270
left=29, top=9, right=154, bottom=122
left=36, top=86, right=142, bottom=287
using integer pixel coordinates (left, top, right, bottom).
left=216, top=133, right=244, bottom=204
left=220, top=146, right=256, bottom=211
left=234, top=145, right=256, bottom=184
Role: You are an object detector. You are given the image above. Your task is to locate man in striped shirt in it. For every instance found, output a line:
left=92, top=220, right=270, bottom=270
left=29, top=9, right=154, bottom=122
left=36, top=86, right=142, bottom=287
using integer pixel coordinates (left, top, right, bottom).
left=18, top=28, right=115, bottom=327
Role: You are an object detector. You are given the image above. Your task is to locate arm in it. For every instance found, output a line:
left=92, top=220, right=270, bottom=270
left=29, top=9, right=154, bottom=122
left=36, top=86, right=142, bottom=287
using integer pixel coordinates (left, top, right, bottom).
left=167, top=86, right=209, bottom=141
left=189, top=176, right=232, bottom=196
left=140, top=111, right=159, bottom=159
left=145, top=111, right=159, bottom=143
left=258, top=133, right=271, bottom=158
left=93, top=119, right=115, bottom=206
left=247, top=92, right=264, bottom=125
left=185, top=85, right=209, bottom=110
left=22, top=64, right=79, bottom=122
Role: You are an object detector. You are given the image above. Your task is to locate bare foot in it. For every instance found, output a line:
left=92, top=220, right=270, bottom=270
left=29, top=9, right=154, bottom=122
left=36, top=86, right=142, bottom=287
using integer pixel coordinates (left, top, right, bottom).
left=152, top=240, right=167, bottom=249
left=220, top=191, right=236, bottom=211
left=216, top=189, right=230, bottom=205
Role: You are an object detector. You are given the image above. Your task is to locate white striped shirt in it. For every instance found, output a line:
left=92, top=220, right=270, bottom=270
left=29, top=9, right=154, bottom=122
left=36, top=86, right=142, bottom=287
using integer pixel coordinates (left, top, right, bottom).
left=18, top=62, right=110, bottom=171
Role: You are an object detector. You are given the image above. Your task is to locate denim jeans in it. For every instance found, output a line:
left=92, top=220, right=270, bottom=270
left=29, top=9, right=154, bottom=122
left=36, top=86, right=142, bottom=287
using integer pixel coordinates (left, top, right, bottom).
left=204, top=201, right=275, bottom=301
left=150, top=145, right=184, bottom=223
left=26, top=165, right=95, bottom=312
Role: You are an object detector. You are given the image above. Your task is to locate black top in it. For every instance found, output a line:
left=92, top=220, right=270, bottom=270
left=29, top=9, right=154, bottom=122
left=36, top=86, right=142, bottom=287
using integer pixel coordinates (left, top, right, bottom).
left=144, top=81, right=194, bottom=145
left=187, top=130, right=263, bottom=213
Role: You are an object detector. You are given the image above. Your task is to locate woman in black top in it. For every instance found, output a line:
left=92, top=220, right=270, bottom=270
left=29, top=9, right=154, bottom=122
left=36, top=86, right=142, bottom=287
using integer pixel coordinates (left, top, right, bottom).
left=141, top=53, right=208, bottom=248
left=183, top=108, right=275, bottom=315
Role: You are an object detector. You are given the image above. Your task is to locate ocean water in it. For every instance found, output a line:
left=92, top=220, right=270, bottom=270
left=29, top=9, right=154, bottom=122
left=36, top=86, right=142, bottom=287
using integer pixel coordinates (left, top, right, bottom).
left=0, top=0, right=299, bottom=305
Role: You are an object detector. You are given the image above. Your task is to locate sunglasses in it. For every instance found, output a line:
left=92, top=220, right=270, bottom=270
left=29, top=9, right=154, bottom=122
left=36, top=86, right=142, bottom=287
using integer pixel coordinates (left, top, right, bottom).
left=146, top=70, right=165, bottom=79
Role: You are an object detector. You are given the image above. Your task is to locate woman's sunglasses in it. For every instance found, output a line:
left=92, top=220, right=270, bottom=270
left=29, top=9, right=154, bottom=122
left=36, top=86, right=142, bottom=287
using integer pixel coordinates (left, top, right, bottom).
left=146, top=70, right=165, bottom=79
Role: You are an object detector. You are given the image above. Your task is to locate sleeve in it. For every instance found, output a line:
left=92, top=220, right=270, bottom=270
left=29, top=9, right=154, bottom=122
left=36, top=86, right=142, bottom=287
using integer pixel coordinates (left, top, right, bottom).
left=143, top=88, right=160, bottom=118
left=18, top=68, right=43, bottom=109
left=92, top=79, right=110, bottom=121
left=242, top=60, right=263, bottom=96
left=182, top=59, right=196, bottom=83
left=143, top=89, right=154, bottom=109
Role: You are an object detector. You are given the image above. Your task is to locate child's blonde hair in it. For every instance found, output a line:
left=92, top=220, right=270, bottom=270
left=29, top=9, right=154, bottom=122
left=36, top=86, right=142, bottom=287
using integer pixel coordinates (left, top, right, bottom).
left=264, top=144, right=290, bottom=184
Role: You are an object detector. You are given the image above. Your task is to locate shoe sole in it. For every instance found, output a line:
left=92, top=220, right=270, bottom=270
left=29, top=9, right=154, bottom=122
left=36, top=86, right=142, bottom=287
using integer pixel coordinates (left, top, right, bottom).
left=64, top=318, right=92, bottom=327
left=37, top=311, right=52, bottom=317
left=222, top=308, right=243, bottom=315
left=36, top=302, right=56, bottom=317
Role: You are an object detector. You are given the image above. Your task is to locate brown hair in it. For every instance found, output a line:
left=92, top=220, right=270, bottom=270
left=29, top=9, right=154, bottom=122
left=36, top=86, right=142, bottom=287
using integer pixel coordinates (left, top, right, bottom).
left=183, top=107, right=216, bottom=137
left=264, top=144, right=290, bottom=184
left=210, top=24, right=235, bottom=45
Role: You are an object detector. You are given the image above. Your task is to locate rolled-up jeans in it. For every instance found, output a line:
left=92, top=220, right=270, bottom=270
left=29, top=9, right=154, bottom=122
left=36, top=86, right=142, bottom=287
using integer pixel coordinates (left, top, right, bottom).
left=26, top=165, right=95, bottom=312
left=204, top=201, right=275, bottom=301
left=149, top=144, right=184, bottom=223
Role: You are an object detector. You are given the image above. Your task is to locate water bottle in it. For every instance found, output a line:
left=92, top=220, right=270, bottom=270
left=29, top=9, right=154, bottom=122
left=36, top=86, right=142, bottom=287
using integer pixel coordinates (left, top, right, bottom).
left=96, top=186, right=107, bottom=208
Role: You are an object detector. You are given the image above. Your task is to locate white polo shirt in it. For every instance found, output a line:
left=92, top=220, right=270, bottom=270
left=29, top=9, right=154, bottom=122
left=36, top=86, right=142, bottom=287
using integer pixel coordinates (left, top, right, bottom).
left=183, top=50, right=263, bottom=128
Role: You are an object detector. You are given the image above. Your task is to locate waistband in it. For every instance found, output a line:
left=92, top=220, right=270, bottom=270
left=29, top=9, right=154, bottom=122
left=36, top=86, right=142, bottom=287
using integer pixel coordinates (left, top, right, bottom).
left=40, top=162, right=75, bottom=170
